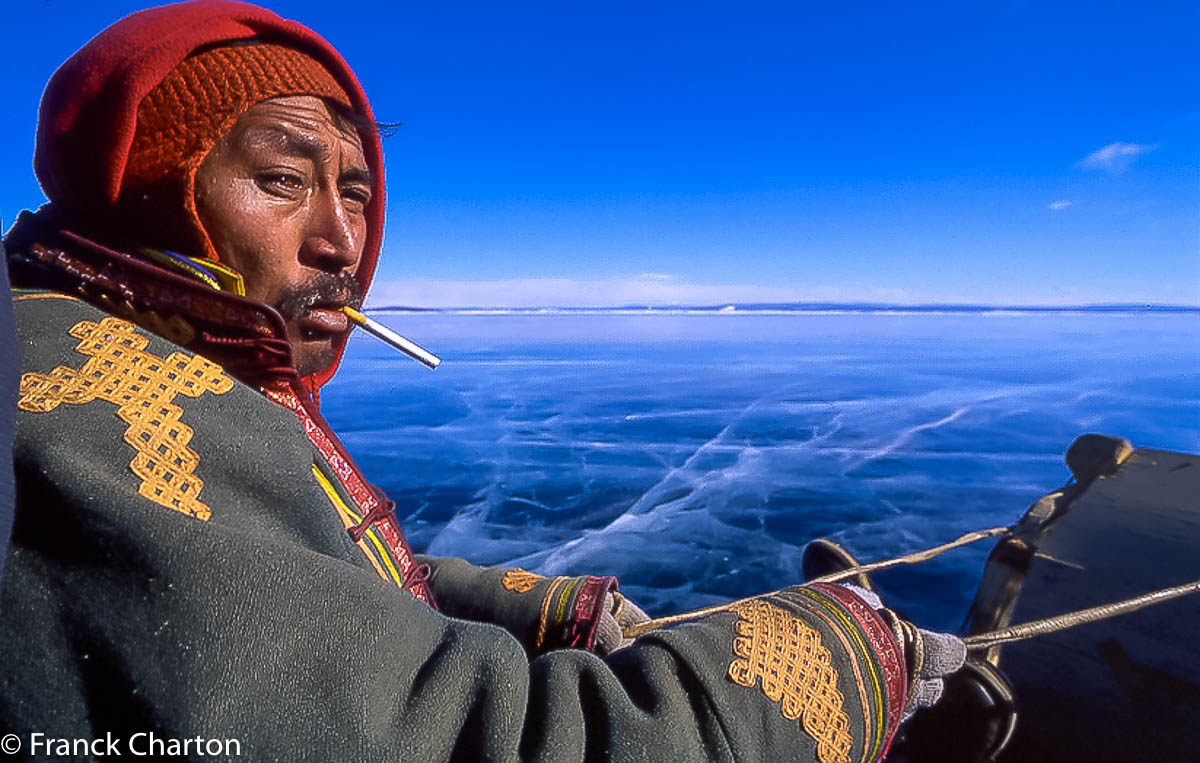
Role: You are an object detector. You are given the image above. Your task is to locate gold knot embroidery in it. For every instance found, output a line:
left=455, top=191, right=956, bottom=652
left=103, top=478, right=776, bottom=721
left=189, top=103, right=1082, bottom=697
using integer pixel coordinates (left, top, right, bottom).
left=728, top=600, right=853, bottom=763
left=18, top=317, right=234, bottom=520
left=502, top=569, right=544, bottom=593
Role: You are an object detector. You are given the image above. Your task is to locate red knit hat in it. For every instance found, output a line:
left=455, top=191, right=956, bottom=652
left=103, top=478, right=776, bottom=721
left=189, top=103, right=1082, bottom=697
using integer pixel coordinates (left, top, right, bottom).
left=120, top=42, right=353, bottom=261
left=35, top=0, right=386, bottom=390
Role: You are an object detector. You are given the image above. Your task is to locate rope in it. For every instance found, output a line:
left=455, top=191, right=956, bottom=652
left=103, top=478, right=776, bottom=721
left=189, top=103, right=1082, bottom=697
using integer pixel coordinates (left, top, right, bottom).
left=964, top=579, right=1200, bottom=650
left=623, top=525, right=1010, bottom=639
left=623, top=523, right=1200, bottom=647
left=807, top=526, right=1009, bottom=585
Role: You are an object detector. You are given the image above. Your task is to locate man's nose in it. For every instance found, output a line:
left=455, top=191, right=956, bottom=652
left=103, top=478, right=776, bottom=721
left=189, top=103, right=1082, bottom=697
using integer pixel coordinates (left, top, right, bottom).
left=301, top=187, right=361, bottom=272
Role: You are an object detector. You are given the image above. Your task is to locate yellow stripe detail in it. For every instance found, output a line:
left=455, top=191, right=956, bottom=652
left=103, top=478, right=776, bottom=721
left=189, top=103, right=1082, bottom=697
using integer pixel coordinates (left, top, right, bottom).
left=315, top=466, right=390, bottom=583
left=361, top=527, right=404, bottom=587
left=792, top=588, right=886, bottom=762
left=139, top=248, right=222, bottom=290
left=554, top=577, right=584, bottom=625
left=191, top=259, right=246, bottom=296
left=311, top=466, right=402, bottom=587
left=788, top=600, right=874, bottom=763
left=535, top=577, right=569, bottom=650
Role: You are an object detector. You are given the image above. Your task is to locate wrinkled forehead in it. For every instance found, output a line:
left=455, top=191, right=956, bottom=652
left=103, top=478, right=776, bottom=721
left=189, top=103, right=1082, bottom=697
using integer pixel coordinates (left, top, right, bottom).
left=222, top=95, right=368, bottom=165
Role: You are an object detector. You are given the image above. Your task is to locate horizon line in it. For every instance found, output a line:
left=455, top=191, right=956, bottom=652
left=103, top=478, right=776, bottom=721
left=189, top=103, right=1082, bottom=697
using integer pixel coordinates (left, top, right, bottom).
left=363, top=301, right=1200, bottom=313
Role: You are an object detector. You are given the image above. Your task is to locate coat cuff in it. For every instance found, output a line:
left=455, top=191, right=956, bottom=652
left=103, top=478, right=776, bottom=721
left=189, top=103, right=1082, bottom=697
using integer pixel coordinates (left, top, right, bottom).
left=534, top=574, right=619, bottom=653
left=802, top=582, right=909, bottom=756
left=417, top=557, right=621, bottom=657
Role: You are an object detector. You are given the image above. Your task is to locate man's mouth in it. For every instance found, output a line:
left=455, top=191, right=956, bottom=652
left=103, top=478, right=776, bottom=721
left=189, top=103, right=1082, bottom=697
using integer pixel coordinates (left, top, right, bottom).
left=276, top=272, right=364, bottom=340
left=296, top=299, right=352, bottom=337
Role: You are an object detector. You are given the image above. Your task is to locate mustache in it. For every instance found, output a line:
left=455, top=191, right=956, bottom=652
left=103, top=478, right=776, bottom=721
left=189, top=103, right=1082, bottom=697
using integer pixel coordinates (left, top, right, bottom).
left=276, top=271, right=364, bottom=321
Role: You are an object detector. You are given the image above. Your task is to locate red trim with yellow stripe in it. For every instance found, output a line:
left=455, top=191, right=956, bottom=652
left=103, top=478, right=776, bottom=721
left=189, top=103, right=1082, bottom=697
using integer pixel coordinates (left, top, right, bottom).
left=264, top=383, right=435, bottom=607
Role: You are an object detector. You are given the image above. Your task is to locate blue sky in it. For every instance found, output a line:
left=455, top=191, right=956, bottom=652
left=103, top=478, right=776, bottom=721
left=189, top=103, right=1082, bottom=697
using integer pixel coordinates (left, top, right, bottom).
left=3, top=1, right=1197, bottom=306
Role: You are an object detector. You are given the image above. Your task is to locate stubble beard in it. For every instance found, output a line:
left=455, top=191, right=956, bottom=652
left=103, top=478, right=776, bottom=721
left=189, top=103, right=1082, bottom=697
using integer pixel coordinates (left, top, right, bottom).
left=276, top=271, right=365, bottom=377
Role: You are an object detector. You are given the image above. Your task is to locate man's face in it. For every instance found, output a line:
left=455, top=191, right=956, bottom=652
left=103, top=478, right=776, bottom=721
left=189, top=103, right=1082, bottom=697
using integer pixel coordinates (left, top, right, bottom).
left=194, top=95, right=371, bottom=377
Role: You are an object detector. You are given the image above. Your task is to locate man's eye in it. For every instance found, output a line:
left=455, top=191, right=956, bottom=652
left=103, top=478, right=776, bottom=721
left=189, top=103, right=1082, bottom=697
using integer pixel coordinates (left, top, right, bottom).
left=341, top=187, right=372, bottom=209
left=258, top=171, right=306, bottom=193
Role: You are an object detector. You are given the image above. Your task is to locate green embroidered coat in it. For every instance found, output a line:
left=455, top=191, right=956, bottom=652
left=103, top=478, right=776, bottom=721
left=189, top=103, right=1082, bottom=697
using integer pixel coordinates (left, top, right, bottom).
left=2, top=284, right=908, bottom=761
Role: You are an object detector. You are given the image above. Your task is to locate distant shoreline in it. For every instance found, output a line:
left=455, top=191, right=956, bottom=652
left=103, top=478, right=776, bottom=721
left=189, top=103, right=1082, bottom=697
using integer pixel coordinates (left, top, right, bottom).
left=365, top=303, right=1200, bottom=316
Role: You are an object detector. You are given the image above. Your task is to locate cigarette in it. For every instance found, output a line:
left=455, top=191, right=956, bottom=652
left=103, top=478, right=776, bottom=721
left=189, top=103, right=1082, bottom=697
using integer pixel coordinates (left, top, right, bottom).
left=341, top=306, right=441, bottom=369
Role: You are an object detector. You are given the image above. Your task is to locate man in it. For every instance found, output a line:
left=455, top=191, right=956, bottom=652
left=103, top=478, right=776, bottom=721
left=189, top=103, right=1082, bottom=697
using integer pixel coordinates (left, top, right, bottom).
left=1, top=2, right=960, bottom=759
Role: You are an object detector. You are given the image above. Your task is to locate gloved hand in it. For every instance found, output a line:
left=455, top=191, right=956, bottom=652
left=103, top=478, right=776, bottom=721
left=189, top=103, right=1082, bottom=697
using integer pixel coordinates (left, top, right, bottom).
left=594, top=591, right=649, bottom=655
left=840, top=584, right=967, bottom=720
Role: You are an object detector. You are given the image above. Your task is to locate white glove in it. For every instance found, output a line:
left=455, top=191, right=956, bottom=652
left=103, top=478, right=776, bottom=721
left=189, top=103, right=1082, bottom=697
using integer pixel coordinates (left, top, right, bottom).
left=594, top=592, right=649, bottom=655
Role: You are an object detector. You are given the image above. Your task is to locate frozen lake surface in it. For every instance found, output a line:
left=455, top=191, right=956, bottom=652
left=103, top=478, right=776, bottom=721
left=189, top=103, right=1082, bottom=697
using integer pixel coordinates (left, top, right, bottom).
left=322, top=310, right=1199, bottom=630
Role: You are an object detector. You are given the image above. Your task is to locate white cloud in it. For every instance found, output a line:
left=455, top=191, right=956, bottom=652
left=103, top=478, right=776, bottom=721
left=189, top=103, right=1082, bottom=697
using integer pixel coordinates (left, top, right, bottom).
left=365, top=275, right=912, bottom=309
left=1048, top=200, right=1072, bottom=211
left=1077, top=142, right=1157, bottom=173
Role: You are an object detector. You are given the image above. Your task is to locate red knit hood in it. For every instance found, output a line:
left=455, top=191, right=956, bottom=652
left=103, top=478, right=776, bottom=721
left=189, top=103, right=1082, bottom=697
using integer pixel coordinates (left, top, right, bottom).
left=35, top=0, right=385, bottom=391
